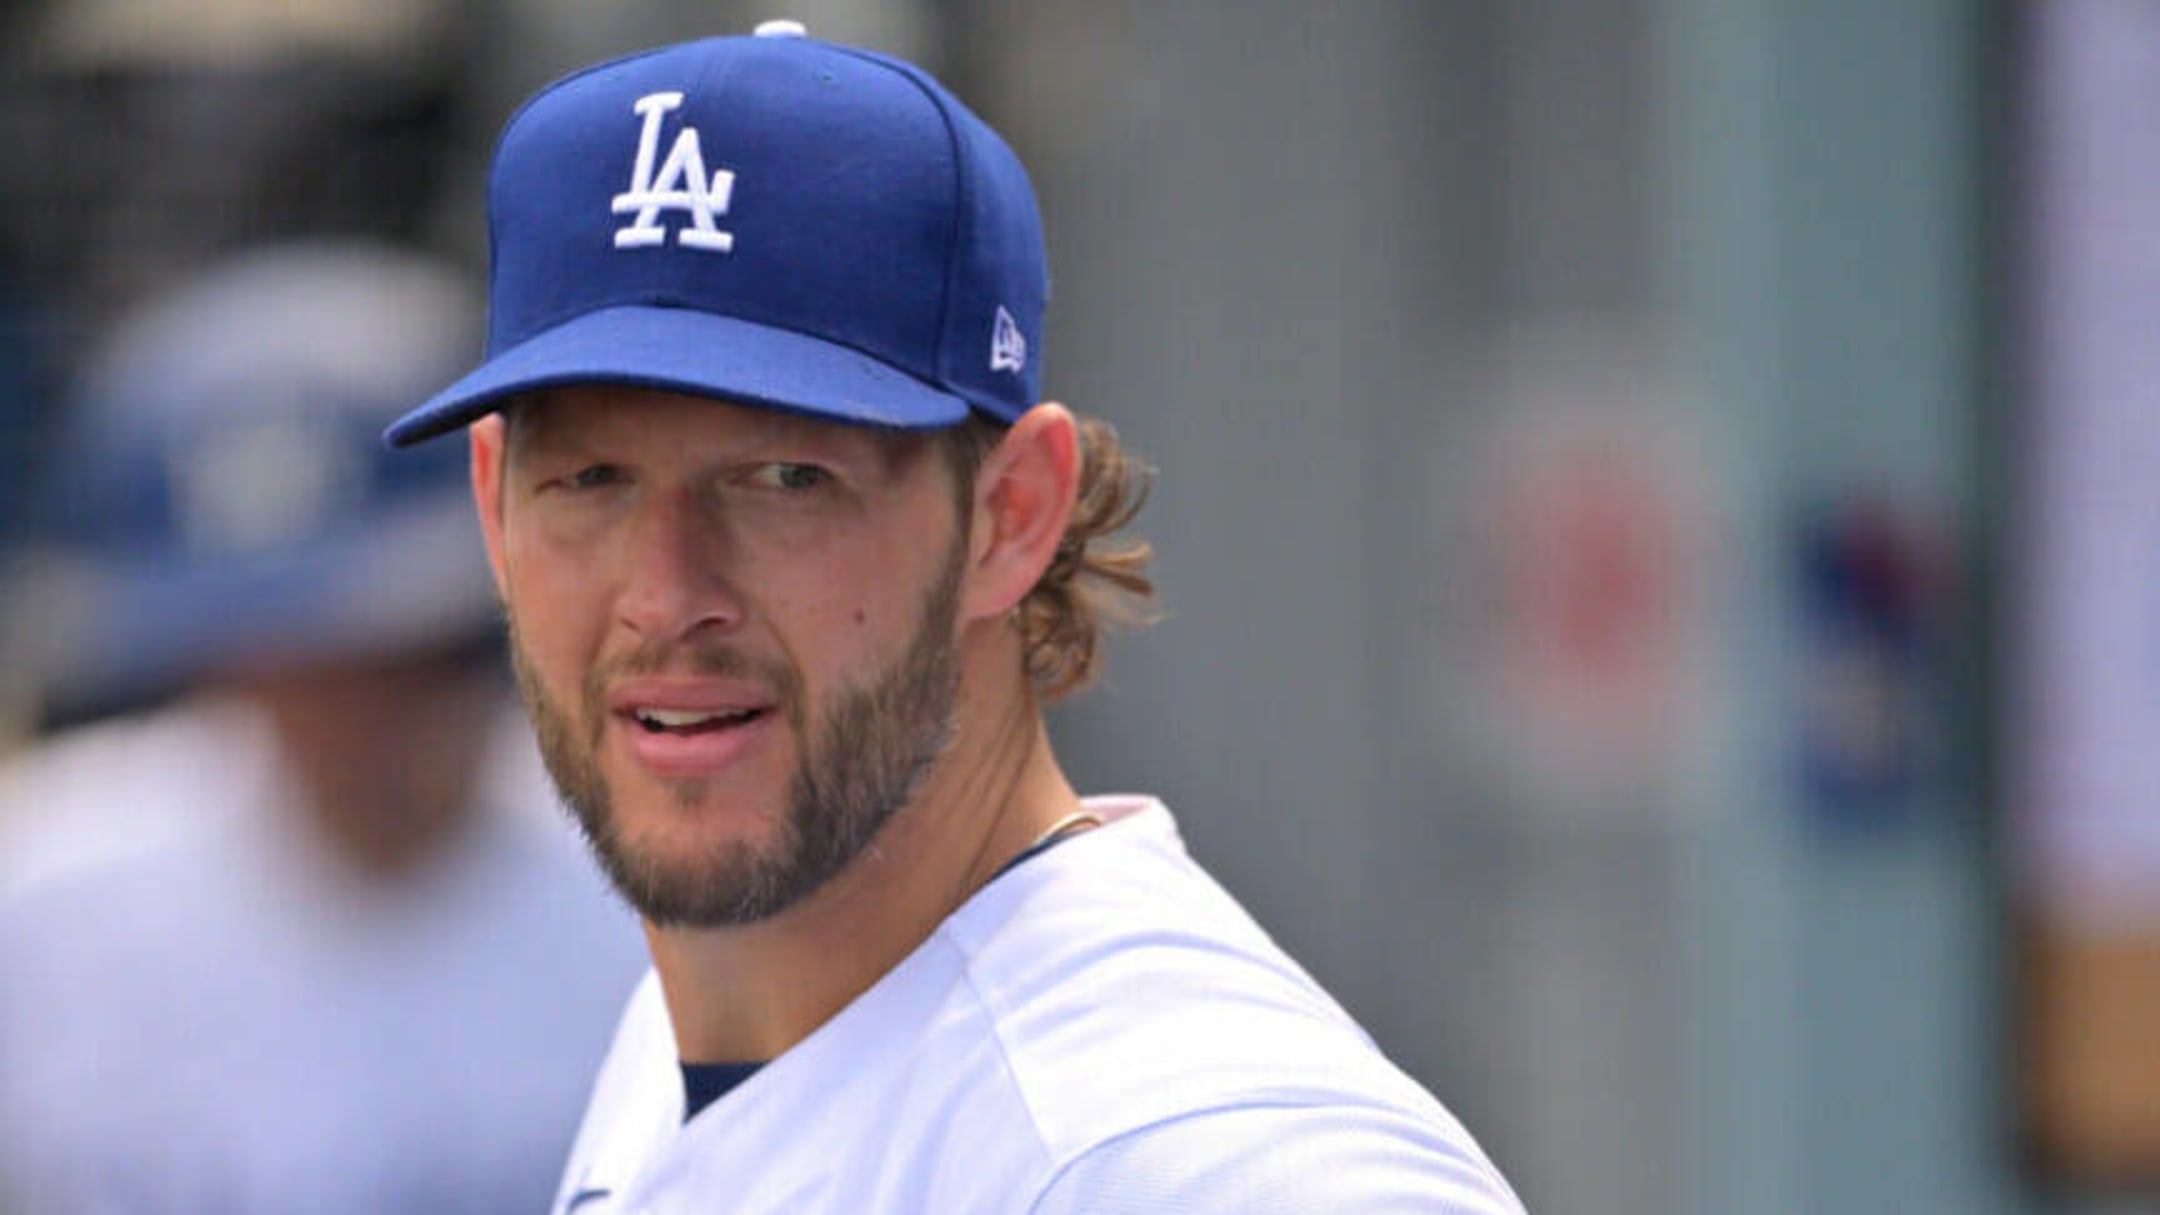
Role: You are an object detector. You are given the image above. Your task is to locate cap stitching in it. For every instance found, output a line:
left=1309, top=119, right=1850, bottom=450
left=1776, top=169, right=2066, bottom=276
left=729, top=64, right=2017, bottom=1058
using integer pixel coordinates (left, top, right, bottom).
left=826, top=46, right=970, bottom=405
left=483, top=37, right=716, bottom=354
left=488, top=39, right=970, bottom=390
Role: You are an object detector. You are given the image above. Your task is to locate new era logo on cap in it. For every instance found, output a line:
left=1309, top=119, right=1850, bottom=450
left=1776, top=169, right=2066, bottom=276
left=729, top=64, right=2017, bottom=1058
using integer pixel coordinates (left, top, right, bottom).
left=384, top=25, right=1050, bottom=448
left=991, top=306, right=1026, bottom=375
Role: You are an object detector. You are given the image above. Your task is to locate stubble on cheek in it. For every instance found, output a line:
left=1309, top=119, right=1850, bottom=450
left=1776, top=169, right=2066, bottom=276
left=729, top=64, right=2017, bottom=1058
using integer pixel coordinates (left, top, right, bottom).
left=501, top=522, right=965, bottom=928
left=505, top=622, right=608, bottom=838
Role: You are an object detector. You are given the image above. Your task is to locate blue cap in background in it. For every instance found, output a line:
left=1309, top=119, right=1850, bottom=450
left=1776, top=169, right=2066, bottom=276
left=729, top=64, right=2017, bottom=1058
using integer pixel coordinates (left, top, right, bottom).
left=24, top=243, right=496, bottom=711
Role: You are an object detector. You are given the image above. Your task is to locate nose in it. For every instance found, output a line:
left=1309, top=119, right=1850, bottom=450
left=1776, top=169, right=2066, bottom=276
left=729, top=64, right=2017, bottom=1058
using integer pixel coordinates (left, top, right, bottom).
left=614, top=484, right=745, bottom=642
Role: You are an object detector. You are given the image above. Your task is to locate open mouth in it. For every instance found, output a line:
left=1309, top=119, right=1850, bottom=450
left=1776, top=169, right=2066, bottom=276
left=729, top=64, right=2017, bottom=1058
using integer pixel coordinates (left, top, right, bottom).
left=630, top=707, right=767, bottom=736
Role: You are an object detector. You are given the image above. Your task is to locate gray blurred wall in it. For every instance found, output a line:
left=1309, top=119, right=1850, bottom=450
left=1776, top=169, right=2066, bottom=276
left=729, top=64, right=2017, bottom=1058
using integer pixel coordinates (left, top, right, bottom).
left=14, top=1, right=2126, bottom=1212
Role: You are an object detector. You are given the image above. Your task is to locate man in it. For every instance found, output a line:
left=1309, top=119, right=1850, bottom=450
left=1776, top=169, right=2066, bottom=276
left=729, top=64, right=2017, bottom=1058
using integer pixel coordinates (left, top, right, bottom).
left=0, top=244, right=645, bottom=1213
left=388, top=23, right=1526, bottom=1214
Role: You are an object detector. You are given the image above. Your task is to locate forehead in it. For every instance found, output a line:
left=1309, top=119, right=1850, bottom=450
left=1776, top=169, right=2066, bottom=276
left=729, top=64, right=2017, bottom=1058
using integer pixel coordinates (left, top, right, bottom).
left=507, top=384, right=929, bottom=467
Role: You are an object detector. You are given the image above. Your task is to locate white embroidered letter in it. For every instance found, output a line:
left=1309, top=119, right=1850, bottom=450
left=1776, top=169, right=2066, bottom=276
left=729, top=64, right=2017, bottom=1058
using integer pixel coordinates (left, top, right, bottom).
left=612, top=91, right=737, bottom=253
left=990, top=306, right=1027, bottom=374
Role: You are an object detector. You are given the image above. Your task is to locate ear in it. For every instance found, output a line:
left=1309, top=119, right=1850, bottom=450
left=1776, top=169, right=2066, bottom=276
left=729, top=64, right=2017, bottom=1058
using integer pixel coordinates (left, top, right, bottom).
left=469, top=413, right=511, bottom=600
left=960, top=402, right=1080, bottom=624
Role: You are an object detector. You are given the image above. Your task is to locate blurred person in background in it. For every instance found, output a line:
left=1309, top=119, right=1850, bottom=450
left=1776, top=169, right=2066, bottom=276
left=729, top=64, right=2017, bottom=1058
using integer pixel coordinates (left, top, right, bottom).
left=0, top=244, right=645, bottom=1214
left=0, top=0, right=486, bottom=571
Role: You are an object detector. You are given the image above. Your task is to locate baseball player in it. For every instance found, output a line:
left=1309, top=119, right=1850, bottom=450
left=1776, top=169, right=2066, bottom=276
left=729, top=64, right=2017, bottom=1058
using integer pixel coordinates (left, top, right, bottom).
left=386, top=24, right=1527, bottom=1214
left=0, top=244, right=646, bottom=1213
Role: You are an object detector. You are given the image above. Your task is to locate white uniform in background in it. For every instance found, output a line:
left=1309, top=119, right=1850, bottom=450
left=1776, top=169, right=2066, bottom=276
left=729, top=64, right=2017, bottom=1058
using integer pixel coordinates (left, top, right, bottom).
left=0, top=698, right=647, bottom=1215
left=556, top=797, right=1526, bottom=1215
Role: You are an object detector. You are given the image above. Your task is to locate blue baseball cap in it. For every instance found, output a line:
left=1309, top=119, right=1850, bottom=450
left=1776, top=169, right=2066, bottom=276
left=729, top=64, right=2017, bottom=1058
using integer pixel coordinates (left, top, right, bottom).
left=22, top=243, right=496, bottom=710
left=385, top=22, right=1048, bottom=447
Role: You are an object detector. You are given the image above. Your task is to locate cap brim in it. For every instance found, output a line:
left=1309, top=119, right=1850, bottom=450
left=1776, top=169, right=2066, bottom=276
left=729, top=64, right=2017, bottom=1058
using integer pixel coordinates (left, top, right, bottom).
left=384, top=305, right=971, bottom=446
left=18, top=490, right=498, bottom=711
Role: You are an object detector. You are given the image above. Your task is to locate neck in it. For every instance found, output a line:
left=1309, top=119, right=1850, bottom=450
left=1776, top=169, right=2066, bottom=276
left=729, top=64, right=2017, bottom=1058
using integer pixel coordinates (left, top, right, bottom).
left=645, top=631, right=1079, bottom=1064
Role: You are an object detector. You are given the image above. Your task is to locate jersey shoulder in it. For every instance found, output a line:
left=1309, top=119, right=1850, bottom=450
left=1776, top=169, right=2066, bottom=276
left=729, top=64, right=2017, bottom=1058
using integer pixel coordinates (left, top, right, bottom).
left=941, top=798, right=1514, bottom=1206
left=557, top=799, right=1523, bottom=1214
left=1031, top=1102, right=1528, bottom=1215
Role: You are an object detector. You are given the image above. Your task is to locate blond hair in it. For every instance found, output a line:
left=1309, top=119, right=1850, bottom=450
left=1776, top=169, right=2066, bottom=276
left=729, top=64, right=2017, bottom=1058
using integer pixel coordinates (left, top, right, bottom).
left=942, top=413, right=1157, bottom=701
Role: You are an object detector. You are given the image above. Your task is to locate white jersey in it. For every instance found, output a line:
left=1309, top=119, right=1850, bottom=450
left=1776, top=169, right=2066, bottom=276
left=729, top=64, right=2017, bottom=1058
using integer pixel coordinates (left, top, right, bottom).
left=556, top=796, right=1526, bottom=1214
left=0, top=698, right=649, bottom=1214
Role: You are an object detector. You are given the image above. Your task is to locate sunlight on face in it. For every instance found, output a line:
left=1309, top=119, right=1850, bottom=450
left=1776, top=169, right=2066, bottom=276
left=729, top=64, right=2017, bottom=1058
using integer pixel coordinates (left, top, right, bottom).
left=491, top=386, right=968, bottom=926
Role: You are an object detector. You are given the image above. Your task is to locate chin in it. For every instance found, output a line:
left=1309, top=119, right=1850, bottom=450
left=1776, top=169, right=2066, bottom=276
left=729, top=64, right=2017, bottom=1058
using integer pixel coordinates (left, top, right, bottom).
left=586, top=771, right=825, bottom=927
left=595, top=815, right=802, bottom=928
left=613, top=770, right=788, bottom=851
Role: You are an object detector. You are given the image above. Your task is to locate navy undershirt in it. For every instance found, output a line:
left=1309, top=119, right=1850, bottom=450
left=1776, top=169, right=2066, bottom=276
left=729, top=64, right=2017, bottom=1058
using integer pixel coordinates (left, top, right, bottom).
left=677, top=821, right=1097, bottom=1122
left=679, top=1060, right=764, bottom=1122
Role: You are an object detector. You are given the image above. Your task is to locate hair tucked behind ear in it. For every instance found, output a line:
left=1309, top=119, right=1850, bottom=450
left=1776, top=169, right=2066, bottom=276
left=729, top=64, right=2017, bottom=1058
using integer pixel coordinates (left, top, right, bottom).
left=941, top=412, right=1158, bottom=702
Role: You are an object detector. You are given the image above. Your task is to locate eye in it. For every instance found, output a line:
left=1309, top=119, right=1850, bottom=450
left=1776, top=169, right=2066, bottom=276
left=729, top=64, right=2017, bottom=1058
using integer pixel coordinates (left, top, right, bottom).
left=749, top=462, right=829, bottom=491
left=543, top=464, right=625, bottom=493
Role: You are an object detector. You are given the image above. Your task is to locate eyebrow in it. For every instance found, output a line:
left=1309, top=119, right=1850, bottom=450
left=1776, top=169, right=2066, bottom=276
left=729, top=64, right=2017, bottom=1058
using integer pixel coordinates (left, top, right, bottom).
left=505, top=391, right=930, bottom=480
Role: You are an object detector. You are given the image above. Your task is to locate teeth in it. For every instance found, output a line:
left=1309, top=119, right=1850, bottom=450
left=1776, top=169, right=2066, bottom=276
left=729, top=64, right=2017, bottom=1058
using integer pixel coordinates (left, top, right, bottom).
left=634, top=708, right=752, bottom=730
left=641, top=708, right=715, bottom=727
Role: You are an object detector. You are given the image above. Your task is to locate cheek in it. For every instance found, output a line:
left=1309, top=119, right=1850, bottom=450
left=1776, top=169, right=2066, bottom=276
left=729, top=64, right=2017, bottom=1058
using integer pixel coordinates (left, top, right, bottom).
left=761, top=556, right=906, bottom=670
left=503, top=537, right=610, bottom=682
left=766, top=588, right=869, bottom=654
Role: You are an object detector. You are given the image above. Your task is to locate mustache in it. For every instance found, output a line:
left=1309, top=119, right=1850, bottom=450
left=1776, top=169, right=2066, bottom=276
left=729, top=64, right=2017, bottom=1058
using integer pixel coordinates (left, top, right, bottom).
left=602, top=640, right=781, bottom=682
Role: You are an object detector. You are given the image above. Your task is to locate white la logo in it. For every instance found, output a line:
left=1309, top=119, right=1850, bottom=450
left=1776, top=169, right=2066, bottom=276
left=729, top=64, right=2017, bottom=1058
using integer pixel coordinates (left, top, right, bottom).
left=612, top=91, right=736, bottom=253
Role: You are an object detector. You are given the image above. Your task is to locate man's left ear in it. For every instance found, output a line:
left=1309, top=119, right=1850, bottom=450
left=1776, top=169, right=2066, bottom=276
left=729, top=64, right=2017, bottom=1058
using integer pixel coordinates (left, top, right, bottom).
left=960, top=402, right=1080, bottom=623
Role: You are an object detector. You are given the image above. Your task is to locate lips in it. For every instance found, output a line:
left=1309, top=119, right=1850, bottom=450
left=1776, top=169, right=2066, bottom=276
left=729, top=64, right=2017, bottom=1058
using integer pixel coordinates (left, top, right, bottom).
left=608, top=678, right=779, bottom=778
